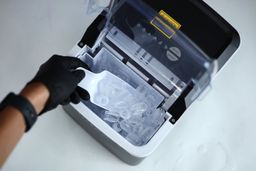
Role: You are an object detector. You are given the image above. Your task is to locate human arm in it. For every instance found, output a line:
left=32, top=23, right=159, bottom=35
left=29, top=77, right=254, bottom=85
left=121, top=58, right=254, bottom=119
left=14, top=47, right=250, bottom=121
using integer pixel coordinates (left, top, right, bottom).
left=0, top=55, right=90, bottom=167
left=0, top=83, right=49, bottom=166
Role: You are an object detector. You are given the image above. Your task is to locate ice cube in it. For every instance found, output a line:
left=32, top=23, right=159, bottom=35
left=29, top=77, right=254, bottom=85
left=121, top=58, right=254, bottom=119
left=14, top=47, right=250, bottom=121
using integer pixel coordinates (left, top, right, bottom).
left=113, top=100, right=128, bottom=109
left=120, top=120, right=133, bottom=133
left=112, top=123, right=122, bottom=133
left=130, top=102, right=148, bottom=116
left=102, top=111, right=119, bottom=123
left=105, top=110, right=120, bottom=117
left=119, top=109, right=132, bottom=120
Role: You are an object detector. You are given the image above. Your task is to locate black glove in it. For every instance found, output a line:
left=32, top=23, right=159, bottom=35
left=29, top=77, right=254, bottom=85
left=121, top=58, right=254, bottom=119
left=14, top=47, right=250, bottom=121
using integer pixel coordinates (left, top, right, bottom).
left=29, top=55, right=90, bottom=114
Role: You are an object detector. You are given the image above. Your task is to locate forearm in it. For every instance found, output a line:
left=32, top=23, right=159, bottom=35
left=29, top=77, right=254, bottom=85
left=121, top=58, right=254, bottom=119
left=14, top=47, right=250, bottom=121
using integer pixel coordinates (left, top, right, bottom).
left=0, top=83, right=49, bottom=166
left=0, top=55, right=88, bottom=167
left=0, top=106, right=26, bottom=166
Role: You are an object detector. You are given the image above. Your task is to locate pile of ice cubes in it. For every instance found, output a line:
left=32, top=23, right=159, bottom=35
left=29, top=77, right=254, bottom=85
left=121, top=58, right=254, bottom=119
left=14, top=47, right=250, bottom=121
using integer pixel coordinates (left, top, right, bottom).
left=95, top=80, right=166, bottom=146
left=83, top=48, right=166, bottom=146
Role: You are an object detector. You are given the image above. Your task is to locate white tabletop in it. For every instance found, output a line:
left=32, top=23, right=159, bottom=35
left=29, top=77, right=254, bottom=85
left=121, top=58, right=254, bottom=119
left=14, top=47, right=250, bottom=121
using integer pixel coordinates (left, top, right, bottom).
left=1, top=0, right=256, bottom=170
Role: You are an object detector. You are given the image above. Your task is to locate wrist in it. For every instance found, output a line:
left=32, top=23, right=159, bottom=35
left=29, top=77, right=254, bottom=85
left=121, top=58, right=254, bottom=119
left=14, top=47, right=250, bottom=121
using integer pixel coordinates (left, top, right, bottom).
left=20, top=83, right=50, bottom=114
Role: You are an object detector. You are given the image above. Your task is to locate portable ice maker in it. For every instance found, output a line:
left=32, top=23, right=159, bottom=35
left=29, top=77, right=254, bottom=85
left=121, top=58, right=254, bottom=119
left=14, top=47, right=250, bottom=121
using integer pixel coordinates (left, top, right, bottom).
left=63, top=0, right=240, bottom=165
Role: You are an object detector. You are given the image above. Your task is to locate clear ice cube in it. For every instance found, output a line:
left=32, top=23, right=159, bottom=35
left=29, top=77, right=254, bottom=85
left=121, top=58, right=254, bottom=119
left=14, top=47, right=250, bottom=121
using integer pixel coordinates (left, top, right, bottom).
left=112, top=123, right=122, bottom=133
left=119, top=109, right=132, bottom=120
left=130, top=102, right=148, bottom=116
left=102, top=112, right=119, bottom=123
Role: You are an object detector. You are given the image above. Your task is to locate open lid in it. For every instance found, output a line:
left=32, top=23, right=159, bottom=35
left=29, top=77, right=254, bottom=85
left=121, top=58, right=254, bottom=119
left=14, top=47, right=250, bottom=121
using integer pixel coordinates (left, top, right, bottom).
left=86, top=0, right=216, bottom=102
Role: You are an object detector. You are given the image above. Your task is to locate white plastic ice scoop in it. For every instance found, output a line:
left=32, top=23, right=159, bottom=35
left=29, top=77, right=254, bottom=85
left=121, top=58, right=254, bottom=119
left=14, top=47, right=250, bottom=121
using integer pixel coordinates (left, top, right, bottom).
left=78, top=69, right=138, bottom=111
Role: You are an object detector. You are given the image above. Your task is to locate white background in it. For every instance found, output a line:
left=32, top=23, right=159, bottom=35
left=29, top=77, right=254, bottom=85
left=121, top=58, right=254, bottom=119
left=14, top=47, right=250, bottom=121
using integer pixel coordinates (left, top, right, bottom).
left=0, top=0, right=256, bottom=170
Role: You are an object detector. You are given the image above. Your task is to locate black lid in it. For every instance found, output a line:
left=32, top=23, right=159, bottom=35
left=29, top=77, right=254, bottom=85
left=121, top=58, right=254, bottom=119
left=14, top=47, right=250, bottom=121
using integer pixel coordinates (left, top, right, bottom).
left=142, top=0, right=240, bottom=70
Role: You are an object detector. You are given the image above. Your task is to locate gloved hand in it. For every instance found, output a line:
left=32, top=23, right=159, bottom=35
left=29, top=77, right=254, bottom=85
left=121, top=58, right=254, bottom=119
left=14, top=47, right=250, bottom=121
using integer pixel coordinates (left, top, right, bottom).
left=29, top=55, right=90, bottom=114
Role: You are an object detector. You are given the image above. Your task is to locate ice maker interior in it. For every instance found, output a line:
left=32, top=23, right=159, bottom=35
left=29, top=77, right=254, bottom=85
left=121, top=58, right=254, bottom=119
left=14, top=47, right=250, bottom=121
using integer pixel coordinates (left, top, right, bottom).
left=75, top=0, right=216, bottom=146
left=79, top=48, right=166, bottom=146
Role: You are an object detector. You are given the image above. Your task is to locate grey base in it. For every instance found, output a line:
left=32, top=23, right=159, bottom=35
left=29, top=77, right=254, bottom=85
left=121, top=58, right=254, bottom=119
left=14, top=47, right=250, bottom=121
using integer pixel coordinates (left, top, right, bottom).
left=63, top=105, right=145, bottom=165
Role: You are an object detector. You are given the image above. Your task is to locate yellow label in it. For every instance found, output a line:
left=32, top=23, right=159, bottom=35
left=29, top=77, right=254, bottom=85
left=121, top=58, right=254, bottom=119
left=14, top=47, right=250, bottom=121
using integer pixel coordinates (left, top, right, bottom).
left=159, top=10, right=181, bottom=30
left=150, top=10, right=181, bottom=39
